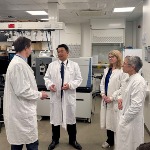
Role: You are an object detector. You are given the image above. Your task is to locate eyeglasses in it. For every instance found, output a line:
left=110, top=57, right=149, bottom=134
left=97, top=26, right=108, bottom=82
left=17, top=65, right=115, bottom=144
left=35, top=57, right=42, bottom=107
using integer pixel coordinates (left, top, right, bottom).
left=108, top=56, right=115, bottom=59
left=123, top=62, right=131, bottom=66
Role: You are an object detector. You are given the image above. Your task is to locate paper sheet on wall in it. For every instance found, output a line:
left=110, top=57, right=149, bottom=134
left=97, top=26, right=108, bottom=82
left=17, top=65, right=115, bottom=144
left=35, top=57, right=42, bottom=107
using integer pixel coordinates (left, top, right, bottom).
left=123, top=49, right=142, bottom=60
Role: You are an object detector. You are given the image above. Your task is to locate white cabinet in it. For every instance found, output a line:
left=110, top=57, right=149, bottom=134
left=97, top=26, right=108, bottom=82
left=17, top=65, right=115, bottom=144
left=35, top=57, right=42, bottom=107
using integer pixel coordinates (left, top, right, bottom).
left=37, top=92, right=92, bottom=123
left=37, top=92, right=50, bottom=117
left=37, top=99, right=50, bottom=117
left=76, top=92, right=92, bottom=122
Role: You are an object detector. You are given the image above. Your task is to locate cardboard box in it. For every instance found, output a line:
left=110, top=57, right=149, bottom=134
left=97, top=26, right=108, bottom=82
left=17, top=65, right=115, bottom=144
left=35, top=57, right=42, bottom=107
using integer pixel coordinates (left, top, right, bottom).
left=31, top=42, right=42, bottom=50
left=0, top=45, right=7, bottom=50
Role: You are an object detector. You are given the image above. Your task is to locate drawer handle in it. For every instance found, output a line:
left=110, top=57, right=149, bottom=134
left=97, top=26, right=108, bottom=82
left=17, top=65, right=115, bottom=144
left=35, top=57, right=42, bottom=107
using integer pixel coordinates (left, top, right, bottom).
left=76, top=99, right=84, bottom=101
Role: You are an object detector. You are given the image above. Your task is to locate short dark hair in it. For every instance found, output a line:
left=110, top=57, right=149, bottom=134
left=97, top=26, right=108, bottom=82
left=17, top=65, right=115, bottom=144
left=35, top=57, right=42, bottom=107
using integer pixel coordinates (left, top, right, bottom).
left=13, top=36, right=31, bottom=53
left=57, top=44, right=69, bottom=53
left=136, top=142, right=150, bottom=150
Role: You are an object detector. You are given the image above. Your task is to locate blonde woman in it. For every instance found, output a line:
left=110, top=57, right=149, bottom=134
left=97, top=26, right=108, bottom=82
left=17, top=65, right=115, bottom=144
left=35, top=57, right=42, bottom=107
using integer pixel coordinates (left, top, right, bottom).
left=100, top=50, right=128, bottom=148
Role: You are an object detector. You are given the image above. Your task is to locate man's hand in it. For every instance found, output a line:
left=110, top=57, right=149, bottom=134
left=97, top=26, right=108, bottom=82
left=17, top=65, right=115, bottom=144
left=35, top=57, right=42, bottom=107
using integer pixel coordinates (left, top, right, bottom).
left=62, top=83, right=69, bottom=90
left=50, top=84, right=56, bottom=92
left=102, top=94, right=111, bottom=103
left=40, top=91, right=48, bottom=100
left=102, top=94, right=107, bottom=100
left=105, top=97, right=112, bottom=103
left=118, top=98, right=123, bottom=110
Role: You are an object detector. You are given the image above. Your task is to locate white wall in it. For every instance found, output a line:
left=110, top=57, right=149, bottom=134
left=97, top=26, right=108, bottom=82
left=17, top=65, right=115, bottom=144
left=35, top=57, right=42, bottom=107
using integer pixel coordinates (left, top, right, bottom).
left=125, top=17, right=143, bottom=49
left=142, top=0, right=150, bottom=86
left=133, top=21, right=137, bottom=48
left=81, top=22, right=91, bottom=57
left=90, top=19, right=125, bottom=29
left=125, top=21, right=133, bottom=48
left=136, top=16, right=143, bottom=49
left=60, top=23, right=81, bottom=45
left=142, top=0, right=150, bottom=132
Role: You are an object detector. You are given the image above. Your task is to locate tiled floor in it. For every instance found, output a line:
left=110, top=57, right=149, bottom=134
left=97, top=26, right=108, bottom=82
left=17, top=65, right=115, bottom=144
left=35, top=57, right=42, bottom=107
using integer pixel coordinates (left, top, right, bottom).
left=0, top=96, right=150, bottom=150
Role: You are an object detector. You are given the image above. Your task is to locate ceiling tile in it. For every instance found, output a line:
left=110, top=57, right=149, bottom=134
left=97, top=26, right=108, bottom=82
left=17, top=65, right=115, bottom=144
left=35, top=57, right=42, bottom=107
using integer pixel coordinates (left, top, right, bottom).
left=0, top=0, right=143, bottom=23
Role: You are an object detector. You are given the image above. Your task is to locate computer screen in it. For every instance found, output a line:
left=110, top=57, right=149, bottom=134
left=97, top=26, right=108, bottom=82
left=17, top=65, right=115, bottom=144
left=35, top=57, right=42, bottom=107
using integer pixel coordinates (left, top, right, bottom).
left=0, top=33, right=7, bottom=42
left=0, top=56, right=9, bottom=75
left=8, top=52, right=16, bottom=61
left=8, top=52, right=31, bottom=66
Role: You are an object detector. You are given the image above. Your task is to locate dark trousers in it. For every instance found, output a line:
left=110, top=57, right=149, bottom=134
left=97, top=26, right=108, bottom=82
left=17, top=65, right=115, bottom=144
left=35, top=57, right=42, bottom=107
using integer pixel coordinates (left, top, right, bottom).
left=11, top=140, right=38, bottom=150
left=106, top=130, right=114, bottom=146
left=52, top=124, right=77, bottom=143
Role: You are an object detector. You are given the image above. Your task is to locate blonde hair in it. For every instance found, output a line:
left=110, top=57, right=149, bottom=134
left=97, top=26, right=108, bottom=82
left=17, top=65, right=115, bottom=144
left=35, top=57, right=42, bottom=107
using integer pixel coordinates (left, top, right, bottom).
left=108, top=50, right=122, bottom=69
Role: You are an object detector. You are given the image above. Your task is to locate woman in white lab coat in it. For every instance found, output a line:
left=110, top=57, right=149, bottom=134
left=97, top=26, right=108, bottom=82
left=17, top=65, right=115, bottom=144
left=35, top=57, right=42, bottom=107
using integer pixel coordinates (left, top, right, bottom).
left=3, top=37, right=48, bottom=150
left=116, top=56, right=146, bottom=150
left=44, top=44, right=83, bottom=150
left=100, top=50, right=127, bottom=148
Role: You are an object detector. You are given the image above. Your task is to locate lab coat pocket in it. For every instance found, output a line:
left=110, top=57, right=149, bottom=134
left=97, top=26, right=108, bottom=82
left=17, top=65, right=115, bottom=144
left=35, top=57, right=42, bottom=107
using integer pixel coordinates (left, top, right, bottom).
left=119, top=116, right=131, bottom=142
left=65, top=89, right=76, bottom=106
left=68, top=69, right=74, bottom=80
left=23, top=115, right=38, bottom=134
left=68, top=93, right=76, bottom=105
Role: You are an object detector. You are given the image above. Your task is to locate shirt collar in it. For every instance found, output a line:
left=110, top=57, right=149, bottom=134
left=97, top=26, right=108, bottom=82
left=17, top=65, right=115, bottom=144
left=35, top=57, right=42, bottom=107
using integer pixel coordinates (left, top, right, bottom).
left=16, top=54, right=27, bottom=62
left=59, top=59, right=68, bottom=66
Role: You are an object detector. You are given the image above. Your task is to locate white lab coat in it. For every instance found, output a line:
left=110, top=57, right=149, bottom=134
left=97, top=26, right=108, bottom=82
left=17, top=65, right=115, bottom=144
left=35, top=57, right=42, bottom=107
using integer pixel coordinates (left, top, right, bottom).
left=100, top=68, right=128, bottom=132
left=44, top=59, right=82, bottom=129
left=116, top=73, right=146, bottom=150
left=3, top=56, right=41, bottom=145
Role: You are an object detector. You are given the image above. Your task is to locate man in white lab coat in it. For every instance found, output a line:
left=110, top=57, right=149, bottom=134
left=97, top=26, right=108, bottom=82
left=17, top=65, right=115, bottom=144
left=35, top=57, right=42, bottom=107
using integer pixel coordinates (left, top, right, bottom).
left=116, top=56, right=146, bottom=150
left=44, top=44, right=83, bottom=150
left=3, top=36, right=48, bottom=150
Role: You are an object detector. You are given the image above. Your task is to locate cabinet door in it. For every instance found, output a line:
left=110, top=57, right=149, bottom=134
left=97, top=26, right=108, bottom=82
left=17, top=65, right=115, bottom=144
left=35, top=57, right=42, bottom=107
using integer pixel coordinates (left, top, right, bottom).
left=76, top=93, right=92, bottom=119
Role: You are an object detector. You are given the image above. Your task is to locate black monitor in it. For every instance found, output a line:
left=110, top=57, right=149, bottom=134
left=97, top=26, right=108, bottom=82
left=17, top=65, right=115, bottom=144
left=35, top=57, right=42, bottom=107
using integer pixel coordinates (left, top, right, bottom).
left=8, top=52, right=31, bottom=66
left=0, top=56, right=9, bottom=75
left=0, top=33, right=7, bottom=42
left=8, top=52, right=16, bottom=62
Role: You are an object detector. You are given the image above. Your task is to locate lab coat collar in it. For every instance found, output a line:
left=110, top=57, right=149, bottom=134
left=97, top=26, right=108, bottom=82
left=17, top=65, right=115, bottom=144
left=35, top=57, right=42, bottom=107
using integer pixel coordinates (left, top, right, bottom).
left=127, top=73, right=138, bottom=82
left=109, top=68, right=119, bottom=79
left=59, top=59, right=68, bottom=66
left=16, top=54, right=27, bottom=62
left=14, top=55, right=34, bottom=74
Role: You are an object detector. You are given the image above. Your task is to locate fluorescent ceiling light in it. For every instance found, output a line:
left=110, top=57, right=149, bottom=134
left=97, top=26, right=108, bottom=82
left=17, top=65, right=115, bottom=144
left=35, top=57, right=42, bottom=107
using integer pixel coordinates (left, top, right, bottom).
left=113, top=7, right=135, bottom=12
left=41, top=18, right=49, bottom=20
left=26, top=11, right=48, bottom=15
left=109, top=23, right=121, bottom=27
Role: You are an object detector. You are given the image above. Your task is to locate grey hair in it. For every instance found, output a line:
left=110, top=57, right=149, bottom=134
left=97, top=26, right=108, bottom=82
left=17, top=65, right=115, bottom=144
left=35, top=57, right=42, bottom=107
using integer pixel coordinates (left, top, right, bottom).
left=125, top=56, right=143, bottom=73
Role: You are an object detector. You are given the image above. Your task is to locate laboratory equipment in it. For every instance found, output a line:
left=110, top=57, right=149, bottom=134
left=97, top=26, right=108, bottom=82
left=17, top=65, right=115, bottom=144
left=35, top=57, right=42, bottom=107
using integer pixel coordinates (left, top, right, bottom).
left=36, top=57, right=93, bottom=123
left=0, top=56, right=9, bottom=76
left=70, top=57, right=93, bottom=122
left=35, top=57, right=52, bottom=90
left=39, top=50, right=51, bottom=58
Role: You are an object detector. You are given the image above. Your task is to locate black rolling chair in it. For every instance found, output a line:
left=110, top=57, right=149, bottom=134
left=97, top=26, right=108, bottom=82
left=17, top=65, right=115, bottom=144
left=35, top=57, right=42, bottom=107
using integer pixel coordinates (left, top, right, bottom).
left=92, top=74, right=103, bottom=98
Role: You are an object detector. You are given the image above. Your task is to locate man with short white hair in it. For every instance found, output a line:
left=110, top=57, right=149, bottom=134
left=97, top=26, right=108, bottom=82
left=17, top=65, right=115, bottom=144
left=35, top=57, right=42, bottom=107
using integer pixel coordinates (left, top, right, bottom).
left=116, top=56, right=146, bottom=150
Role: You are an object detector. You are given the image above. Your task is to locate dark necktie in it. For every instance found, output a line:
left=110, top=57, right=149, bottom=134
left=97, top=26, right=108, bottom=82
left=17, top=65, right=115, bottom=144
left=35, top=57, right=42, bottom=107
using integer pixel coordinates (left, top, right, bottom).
left=60, top=62, right=64, bottom=98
